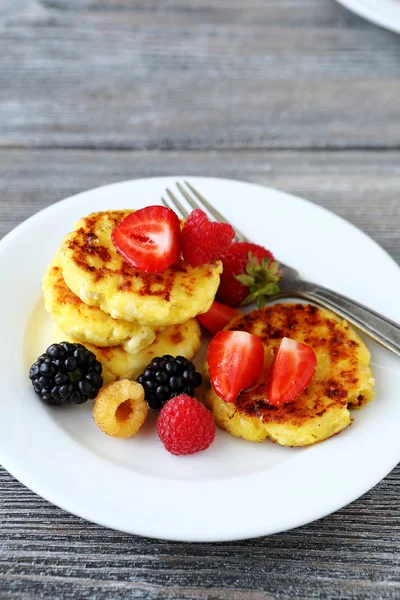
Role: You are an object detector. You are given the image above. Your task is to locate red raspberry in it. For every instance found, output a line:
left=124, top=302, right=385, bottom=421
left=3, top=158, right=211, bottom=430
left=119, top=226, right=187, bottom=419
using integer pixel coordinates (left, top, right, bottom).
left=157, top=394, right=216, bottom=455
left=181, top=209, right=235, bottom=267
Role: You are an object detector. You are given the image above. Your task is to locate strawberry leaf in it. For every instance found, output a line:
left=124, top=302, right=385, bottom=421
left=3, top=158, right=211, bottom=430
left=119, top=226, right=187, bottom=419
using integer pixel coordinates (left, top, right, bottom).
left=237, top=251, right=281, bottom=307
left=241, top=291, right=257, bottom=305
left=236, top=274, right=255, bottom=286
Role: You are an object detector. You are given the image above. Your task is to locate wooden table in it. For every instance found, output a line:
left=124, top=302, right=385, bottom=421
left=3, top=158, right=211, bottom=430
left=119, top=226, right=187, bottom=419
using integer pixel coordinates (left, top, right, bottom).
left=1, top=1, right=400, bottom=598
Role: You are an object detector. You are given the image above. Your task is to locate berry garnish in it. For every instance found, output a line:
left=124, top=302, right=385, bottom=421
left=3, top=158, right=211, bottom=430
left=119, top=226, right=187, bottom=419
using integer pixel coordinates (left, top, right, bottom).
left=157, top=394, right=216, bottom=455
left=93, top=380, right=148, bottom=438
left=111, top=206, right=181, bottom=273
left=207, top=330, right=264, bottom=403
left=29, top=342, right=103, bottom=406
left=181, top=209, right=235, bottom=267
left=137, top=355, right=202, bottom=410
left=217, top=242, right=281, bottom=308
left=267, top=337, right=317, bottom=406
left=197, top=300, right=241, bottom=335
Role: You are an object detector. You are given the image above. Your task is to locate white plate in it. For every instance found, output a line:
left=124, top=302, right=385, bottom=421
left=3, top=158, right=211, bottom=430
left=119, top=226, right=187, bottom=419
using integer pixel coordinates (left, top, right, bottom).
left=1, top=176, right=400, bottom=542
left=335, top=0, right=400, bottom=34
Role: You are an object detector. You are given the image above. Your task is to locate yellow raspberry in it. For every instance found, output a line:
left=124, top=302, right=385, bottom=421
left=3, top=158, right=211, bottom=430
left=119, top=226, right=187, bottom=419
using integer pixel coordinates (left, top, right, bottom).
left=93, top=380, right=148, bottom=438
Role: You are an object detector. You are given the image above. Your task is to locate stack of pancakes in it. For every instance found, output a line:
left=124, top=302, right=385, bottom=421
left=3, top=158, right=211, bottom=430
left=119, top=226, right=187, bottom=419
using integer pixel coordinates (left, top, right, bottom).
left=43, top=210, right=222, bottom=383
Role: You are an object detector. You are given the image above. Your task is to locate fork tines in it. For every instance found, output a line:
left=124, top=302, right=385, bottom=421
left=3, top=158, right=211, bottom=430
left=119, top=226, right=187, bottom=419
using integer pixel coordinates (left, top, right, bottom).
left=161, top=181, right=247, bottom=243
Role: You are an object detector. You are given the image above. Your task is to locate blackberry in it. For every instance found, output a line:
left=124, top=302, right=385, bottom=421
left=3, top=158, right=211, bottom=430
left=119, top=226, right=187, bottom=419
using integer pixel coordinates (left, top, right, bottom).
left=137, top=355, right=202, bottom=410
left=29, top=342, right=103, bottom=406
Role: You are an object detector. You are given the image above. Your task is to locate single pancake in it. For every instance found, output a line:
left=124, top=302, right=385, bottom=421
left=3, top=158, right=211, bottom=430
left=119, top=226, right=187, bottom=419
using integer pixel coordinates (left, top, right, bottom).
left=43, top=254, right=157, bottom=354
left=58, top=210, right=222, bottom=327
left=53, top=318, right=202, bottom=384
left=204, top=303, right=375, bottom=446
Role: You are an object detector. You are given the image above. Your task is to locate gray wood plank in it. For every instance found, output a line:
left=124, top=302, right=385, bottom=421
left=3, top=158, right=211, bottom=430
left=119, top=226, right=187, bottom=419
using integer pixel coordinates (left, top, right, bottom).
left=2, top=0, right=400, bottom=597
left=1, top=0, right=400, bottom=150
left=1, top=148, right=399, bottom=262
left=1, top=466, right=399, bottom=599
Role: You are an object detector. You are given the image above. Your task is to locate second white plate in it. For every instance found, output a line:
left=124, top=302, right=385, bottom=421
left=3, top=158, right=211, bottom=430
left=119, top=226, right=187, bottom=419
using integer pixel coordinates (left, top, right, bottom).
left=336, top=0, right=400, bottom=34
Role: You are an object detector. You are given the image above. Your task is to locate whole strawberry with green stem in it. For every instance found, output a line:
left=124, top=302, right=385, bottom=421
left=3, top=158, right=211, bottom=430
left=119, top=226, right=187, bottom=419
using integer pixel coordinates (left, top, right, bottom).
left=217, top=242, right=281, bottom=308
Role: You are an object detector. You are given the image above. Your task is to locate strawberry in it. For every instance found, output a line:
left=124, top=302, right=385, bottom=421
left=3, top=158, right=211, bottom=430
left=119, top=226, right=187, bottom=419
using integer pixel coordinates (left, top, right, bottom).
left=181, top=209, right=235, bottom=267
left=197, top=301, right=241, bottom=335
left=267, top=337, right=317, bottom=406
left=217, top=242, right=281, bottom=308
left=111, top=206, right=181, bottom=273
left=207, top=330, right=264, bottom=403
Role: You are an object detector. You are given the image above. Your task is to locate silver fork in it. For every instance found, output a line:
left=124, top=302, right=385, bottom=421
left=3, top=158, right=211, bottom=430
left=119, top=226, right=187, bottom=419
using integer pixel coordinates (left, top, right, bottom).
left=162, top=181, right=400, bottom=357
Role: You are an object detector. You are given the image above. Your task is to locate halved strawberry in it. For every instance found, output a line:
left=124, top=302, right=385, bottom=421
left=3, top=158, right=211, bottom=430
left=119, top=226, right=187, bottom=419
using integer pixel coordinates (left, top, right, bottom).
left=181, top=209, right=235, bottom=267
left=207, top=330, right=264, bottom=403
left=111, top=206, right=181, bottom=273
left=267, top=337, right=317, bottom=406
left=197, top=301, right=241, bottom=335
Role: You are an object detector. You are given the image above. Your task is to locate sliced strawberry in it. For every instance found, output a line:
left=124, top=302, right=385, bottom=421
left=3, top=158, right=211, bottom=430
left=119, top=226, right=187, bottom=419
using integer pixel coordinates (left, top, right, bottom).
left=197, top=301, right=241, bottom=335
left=111, top=206, right=181, bottom=273
left=267, top=337, right=317, bottom=406
left=207, top=330, right=264, bottom=403
left=181, top=209, right=235, bottom=267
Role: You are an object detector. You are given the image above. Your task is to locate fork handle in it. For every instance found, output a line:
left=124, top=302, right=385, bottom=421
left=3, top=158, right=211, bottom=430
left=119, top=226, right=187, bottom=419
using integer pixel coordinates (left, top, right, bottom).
left=281, top=282, right=400, bottom=357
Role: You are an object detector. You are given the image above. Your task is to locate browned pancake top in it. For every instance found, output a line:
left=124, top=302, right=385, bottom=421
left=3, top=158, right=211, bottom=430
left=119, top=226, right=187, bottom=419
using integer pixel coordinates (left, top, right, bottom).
left=227, top=303, right=369, bottom=426
left=65, top=210, right=217, bottom=303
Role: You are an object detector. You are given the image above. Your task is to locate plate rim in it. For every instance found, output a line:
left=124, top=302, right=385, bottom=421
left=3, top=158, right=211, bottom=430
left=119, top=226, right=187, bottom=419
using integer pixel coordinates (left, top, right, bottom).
left=335, top=0, right=400, bottom=34
left=1, top=174, right=399, bottom=279
left=1, top=175, right=400, bottom=542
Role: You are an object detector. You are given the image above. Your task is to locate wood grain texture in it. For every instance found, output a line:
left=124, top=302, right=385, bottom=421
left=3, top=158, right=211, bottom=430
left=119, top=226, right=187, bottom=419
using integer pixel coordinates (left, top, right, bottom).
left=1, top=465, right=400, bottom=600
left=1, top=149, right=399, bottom=262
left=1, top=0, right=400, bottom=598
left=1, top=0, right=400, bottom=150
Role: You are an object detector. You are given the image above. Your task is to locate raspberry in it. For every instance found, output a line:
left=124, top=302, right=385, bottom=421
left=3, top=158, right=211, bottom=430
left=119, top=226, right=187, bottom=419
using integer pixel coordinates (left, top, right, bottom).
left=157, top=394, right=216, bottom=455
left=93, top=380, right=148, bottom=438
left=181, top=209, right=235, bottom=267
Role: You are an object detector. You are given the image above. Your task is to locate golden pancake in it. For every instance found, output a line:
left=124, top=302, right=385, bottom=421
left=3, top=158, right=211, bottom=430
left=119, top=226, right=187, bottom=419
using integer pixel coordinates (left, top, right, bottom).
left=53, top=318, right=201, bottom=384
left=58, top=210, right=222, bottom=327
left=43, top=254, right=157, bottom=354
left=204, top=303, right=375, bottom=446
